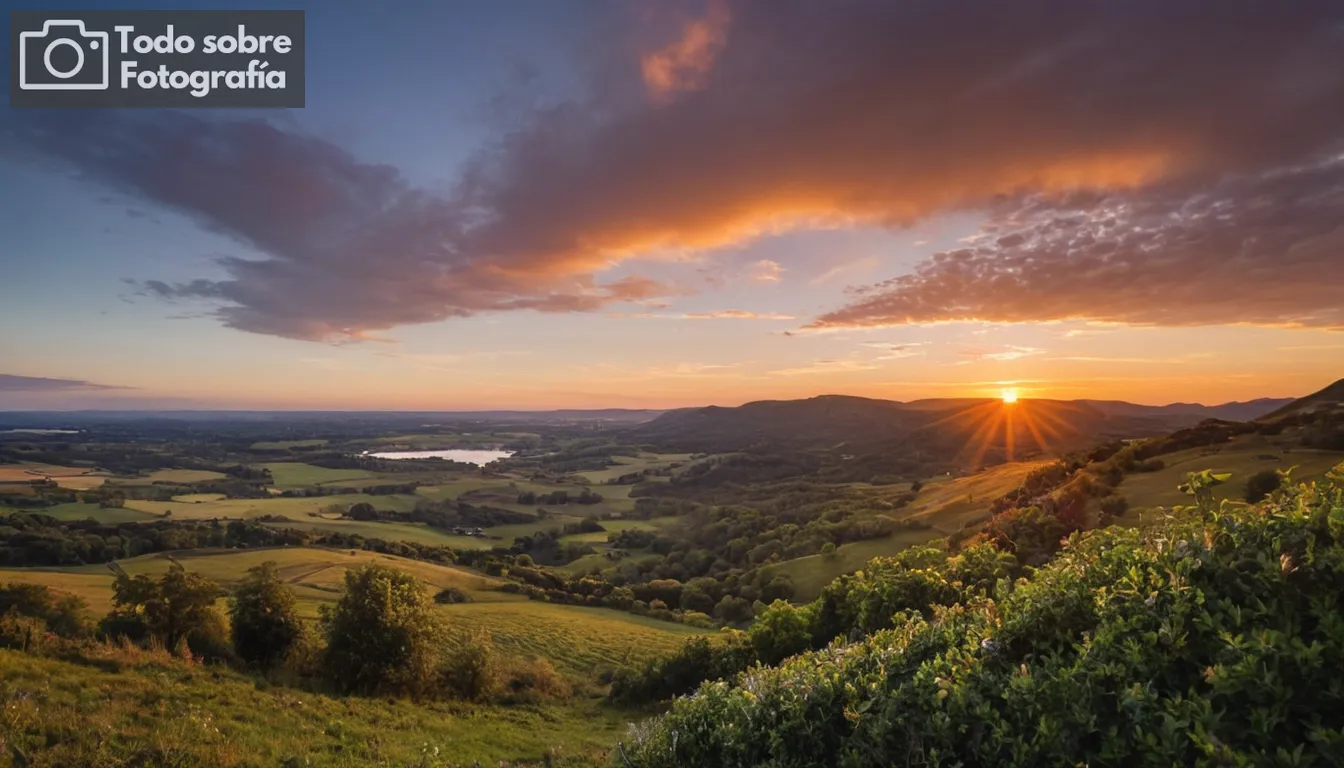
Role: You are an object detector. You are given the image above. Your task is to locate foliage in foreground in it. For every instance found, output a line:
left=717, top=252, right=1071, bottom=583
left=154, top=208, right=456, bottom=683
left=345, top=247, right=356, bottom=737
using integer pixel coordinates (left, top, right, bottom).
left=624, top=472, right=1344, bottom=766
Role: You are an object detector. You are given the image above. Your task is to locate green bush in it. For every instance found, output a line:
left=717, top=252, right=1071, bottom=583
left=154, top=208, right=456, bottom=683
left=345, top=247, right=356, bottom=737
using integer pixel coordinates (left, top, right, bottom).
left=624, top=472, right=1344, bottom=767
left=99, top=562, right=229, bottom=660
left=321, top=563, right=444, bottom=695
left=438, top=631, right=503, bottom=701
left=1244, top=468, right=1282, bottom=503
left=229, top=561, right=305, bottom=669
left=433, top=586, right=472, bottom=604
left=0, top=582, right=92, bottom=638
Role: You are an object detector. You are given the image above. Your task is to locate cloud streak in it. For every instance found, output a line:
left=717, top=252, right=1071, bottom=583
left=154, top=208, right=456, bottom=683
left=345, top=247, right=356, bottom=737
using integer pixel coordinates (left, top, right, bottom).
left=0, top=374, right=129, bottom=392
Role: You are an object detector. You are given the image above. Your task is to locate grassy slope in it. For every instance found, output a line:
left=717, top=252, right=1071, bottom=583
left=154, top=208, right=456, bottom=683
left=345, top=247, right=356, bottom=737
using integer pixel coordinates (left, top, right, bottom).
left=1113, top=435, right=1344, bottom=515
left=0, top=649, right=631, bottom=767
left=762, top=460, right=1052, bottom=601
left=0, top=547, right=708, bottom=675
left=124, top=493, right=424, bottom=519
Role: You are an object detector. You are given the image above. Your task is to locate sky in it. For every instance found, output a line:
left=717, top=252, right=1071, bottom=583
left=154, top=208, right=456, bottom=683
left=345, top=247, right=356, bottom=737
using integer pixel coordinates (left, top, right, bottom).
left=2, top=0, right=1343, bottom=411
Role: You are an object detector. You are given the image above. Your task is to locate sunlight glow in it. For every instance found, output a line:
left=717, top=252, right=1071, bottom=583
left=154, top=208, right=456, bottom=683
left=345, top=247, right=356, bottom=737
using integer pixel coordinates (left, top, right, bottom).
left=1000, top=388, right=1019, bottom=404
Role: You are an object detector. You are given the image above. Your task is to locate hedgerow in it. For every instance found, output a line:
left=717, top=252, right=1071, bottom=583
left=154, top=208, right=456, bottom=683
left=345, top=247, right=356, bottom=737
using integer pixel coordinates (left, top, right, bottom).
left=623, top=469, right=1344, bottom=766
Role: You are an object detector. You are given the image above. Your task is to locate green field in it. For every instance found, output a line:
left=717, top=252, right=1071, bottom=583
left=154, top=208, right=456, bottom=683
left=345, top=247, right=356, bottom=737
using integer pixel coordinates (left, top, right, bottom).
left=129, top=468, right=229, bottom=484
left=259, top=462, right=381, bottom=488
left=1113, top=437, right=1344, bottom=516
left=0, top=547, right=506, bottom=615
left=760, top=527, right=946, bottom=602
left=440, top=601, right=708, bottom=676
left=12, top=502, right=156, bottom=523
left=249, top=438, right=329, bottom=450
left=263, top=518, right=494, bottom=549
left=124, top=493, right=423, bottom=520
left=0, top=648, right=633, bottom=766
left=899, top=460, right=1055, bottom=531
left=574, top=453, right=698, bottom=485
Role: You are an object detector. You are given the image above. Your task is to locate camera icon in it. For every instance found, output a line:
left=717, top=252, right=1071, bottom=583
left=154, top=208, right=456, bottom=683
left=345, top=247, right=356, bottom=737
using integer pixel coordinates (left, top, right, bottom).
left=18, top=20, right=110, bottom=90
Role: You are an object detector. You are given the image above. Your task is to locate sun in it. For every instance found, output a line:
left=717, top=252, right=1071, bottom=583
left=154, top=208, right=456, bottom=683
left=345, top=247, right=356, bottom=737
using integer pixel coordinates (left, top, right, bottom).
left=1000, top=388, right=1019, bottom=404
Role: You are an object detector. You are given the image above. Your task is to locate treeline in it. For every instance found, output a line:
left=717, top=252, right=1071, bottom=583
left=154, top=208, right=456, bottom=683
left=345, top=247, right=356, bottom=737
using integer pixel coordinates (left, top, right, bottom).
left=515, top=488, right=603, bottom=505
left=0, top=514, right=463, bottom=568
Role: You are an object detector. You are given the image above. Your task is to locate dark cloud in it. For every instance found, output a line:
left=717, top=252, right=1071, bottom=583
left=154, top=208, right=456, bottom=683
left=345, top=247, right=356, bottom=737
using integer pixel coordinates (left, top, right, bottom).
left=814, top=158, right=1344, bottom=329
left=12, top=111, right=677, bottom=341
left=11, top=0, right=1344, bottom=340
left=0, top=374, right=129, bottom=392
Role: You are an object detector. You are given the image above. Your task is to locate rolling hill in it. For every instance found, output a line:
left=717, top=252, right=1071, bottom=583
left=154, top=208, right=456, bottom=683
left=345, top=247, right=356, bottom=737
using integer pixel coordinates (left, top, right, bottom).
left=628, top=393, right=1291, bottom=461
left=1261, top=377, right=1344, bottom=420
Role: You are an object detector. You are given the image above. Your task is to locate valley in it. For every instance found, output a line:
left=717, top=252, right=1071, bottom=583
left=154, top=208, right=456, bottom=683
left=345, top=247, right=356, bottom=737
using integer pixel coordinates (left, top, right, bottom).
left=1, top=381, right=1342, bottom=766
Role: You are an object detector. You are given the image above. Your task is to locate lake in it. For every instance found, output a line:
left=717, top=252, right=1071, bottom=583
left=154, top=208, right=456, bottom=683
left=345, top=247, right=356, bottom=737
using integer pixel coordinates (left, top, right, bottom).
left=364, top=449, right=514, bottom=465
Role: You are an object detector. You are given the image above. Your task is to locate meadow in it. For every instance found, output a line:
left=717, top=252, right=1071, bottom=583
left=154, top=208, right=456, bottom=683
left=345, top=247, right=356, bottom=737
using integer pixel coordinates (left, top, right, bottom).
left=1112, top=435, right=1344, bottom=517
left=0, top=648, right=634, bottom=767
left=760, top=460, right=1053, bottom=600
left=0, top=547, right=710, bottom=676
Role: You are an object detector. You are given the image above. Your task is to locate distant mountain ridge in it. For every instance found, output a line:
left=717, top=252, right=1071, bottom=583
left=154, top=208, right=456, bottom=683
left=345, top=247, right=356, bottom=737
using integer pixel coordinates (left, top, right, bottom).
left=630, top=392, right=1304, bottom=455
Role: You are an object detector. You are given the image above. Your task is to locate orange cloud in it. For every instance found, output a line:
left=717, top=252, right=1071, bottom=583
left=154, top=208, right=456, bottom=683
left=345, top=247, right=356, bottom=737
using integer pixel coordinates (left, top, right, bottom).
left=641, top=0, right=731, bottom=103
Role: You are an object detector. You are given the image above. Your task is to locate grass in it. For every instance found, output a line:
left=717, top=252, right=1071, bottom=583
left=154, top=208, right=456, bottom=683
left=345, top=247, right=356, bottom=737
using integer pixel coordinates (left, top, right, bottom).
left=249, top=439, right=328, bottom=450
left=262, top=519, right=495, bottom=550
left=573, top=453, right=697, bottom=485
left=139, top=469, right=229, bottom=484
left=0, top=463, right=99, bottom=482
left=124, top=493, right=423, bottom=520
left=0, top=548, right=509, bottom=617
left=437, top=601, right=709, bottom=677
left=0, top=648, right=636, bottom=767
left=557, top=519, right=663, bottom=545
left=899, top=460, right=1055, bottom=531
left=259, top=462, right=380, bottom=489
left=0, top=547, right=708, bottom=675
left=760, top=528, right=946, bottom=602
left=1113, top=437, right=1344, bottom=516
left=22, top=502, right=156, bottom=523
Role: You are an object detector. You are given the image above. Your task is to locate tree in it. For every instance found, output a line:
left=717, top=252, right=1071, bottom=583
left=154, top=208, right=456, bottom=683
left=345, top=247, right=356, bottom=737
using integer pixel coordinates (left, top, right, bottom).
left=1244, top=469, right=1282, bottom=503
left=102, top=562, right=228, bottom=658
left=322, top=563, right=444, bottom=694
left=229, top=561, right=304, bottom=669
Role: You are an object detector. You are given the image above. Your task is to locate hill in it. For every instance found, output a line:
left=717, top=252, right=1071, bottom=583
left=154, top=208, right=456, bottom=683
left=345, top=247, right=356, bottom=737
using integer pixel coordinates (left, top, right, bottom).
left=1261, top=377, right=1344, bottom=420
left=630, top=395, right=1203, bottom=465
left=1079, top=397, right=1294, bottom=421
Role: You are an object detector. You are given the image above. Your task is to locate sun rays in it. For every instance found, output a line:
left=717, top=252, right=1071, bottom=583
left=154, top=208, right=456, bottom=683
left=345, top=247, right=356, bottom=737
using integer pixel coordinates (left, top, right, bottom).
left=934, top=397, right=1073, bottom=468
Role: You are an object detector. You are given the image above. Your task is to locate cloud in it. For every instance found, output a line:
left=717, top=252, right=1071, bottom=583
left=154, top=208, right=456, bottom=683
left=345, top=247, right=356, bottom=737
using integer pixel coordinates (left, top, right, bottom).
left=747, top=259, right=784, bottom=282
left=0, top=374, right=129, bottom=392
left=813, top=158, right=1344, bottom=330
left=13, top=1, right=1344, bottom=341
left=959, top=345, right=1045, bottom=362
left=770, top=358, right=884, bottom=377
left=610, top=309, right=794, bottom=320
left=12, top=111, right=678, bottom=342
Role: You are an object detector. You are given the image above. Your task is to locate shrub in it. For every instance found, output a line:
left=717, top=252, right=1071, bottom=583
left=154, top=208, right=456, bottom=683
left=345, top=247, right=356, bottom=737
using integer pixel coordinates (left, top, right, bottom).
left=499, top=656, right=571, bottom=703
left=433, top=586, right=472, bottom=604
left=229, top=561, right=305, bottom=669
left=321, top=563, right=444, bottom=695
left=100, top=562, right=229, bottom=660
left=624, top=471, right=1344, bottom=767
left=0, top=582, right=92, bottom=638
left=1244, top=468, right=1282, bottom=503
left=438, top=631, right=503, bottom=701
left=1098, top=494, right=1129, bottom=519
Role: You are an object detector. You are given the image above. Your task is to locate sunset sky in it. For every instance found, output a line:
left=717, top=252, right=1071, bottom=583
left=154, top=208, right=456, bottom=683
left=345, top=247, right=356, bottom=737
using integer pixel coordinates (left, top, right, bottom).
left=3, top=0, right=1343, bottom=410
